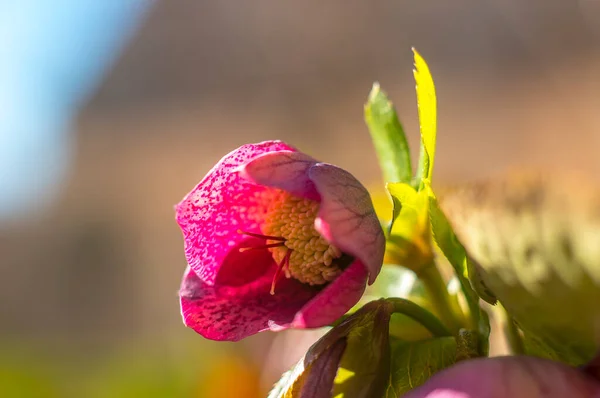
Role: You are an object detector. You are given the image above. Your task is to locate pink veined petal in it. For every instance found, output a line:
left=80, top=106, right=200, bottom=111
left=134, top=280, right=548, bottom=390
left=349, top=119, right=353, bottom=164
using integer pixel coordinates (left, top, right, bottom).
left=309, top=163, right=385, bottom=284
left=175, top=141, right=296, bottom=285
left=290, top=259, right=369, bottom=329
left=239, top=151, right=321, bottom=201
left=180, top=266, right=317, bottom=341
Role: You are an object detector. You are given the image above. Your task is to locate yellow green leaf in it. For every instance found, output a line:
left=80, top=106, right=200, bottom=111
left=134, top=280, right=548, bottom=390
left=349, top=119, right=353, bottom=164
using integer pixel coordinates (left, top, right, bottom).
left=385, top=337, right=456, bottom=397
left=386, top=182, right=433, bottom=272
left=426, top=182, right=496, bottom=335
left=412, top=48, right=437, bottom=185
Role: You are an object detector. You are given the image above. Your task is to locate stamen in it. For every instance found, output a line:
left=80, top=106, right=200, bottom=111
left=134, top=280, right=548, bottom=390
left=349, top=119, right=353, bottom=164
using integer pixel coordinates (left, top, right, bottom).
left=239, top=242, right=286, bottom=252
left=237, top=229, right=286, bottom=241
left=270, top=250, right=292, bottom=295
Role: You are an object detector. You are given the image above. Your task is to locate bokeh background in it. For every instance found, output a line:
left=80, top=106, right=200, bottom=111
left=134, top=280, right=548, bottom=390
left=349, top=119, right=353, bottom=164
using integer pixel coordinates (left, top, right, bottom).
left=2, top=1, right=600, bottom=397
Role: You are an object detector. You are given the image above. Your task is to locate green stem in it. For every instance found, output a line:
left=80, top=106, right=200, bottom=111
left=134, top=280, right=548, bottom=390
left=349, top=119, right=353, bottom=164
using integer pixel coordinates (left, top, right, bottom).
left=418, top=262, right=461, bottom=334
left=495, top=303, right=525, bottom=355
left=386, top=298, right=451, bottom=337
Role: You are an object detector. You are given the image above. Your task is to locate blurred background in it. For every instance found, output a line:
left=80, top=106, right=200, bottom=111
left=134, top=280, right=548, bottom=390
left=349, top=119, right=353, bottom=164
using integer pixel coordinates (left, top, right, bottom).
left=2, top=1, right=600, bottom=396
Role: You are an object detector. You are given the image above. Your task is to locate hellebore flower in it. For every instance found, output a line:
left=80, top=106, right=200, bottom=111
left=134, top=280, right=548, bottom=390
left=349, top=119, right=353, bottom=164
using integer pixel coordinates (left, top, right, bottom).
left=176, top=141, right=385, bottom=341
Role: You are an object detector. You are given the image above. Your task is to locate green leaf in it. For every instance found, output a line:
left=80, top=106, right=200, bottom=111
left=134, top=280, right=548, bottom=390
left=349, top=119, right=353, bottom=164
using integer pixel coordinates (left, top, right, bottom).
left=412, top=48, right=437, bottom=186
left=521, top=329, right=586, bottom=364
left=331, top=303, right=393, bottom=398
left=385, top=337, right=457, bottom=397
left=386, top=183, right=464, bottom=334
left=271, top=300, right=394, bottom=398
left=428, top=187, right=496, bottom=322
left=427, top=183, right=494, bottom=355
left=386, top=183, right=433, bottom=271
left=428, top=193, right=476, bottom=299
left=387, top=182, right=426, bottom=232
left=364, top=83, right=412, bottom=184
left=440, top=174, right=600, bottom=365
left=271, top=298, right=456, bottom=398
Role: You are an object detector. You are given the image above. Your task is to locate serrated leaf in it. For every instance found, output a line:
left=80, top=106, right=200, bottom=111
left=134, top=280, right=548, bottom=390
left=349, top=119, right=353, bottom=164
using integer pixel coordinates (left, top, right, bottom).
left=385, top=337, right=456, bottom=397
left=428, top=193, right=479, bottom=300
left=412, top=48, right=437, bottom=186
left=440, top=173, right=600, bottom=365
left=427, top=185, right=496, bottom=338
left=427, top=182, right=493, bottom=355
left=364, top=83, right=412, bottom=184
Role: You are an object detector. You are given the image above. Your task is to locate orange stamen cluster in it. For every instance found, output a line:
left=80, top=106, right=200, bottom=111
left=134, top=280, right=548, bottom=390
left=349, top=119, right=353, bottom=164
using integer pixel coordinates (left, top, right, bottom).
left=239, top=189, right=344, bottom=295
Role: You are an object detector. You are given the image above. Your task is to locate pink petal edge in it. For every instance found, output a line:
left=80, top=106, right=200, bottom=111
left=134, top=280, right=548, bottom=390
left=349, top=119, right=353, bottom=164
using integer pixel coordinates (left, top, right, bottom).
left=180, top=265, right=317, bottom=341
left=309, top=163, right=385, bottom=284
left=239, top=150, right=321, bottom=201
left=175, top=141, right=296, bottom=285
left=289, top=259, right=369, bottom=329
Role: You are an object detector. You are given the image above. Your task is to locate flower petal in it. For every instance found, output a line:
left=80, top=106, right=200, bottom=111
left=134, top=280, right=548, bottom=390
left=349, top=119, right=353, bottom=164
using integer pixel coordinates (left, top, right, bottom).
left=290, top=259, right=369, bottom=328
left=403, top=356, right=600, bottom=398
left=175, top=141, right=295, bottom=285
left=180, top=266, right=317, bottom=341
left=239, top=151, right=321, bottom=201
left=309, top=163, right=385, bottom=284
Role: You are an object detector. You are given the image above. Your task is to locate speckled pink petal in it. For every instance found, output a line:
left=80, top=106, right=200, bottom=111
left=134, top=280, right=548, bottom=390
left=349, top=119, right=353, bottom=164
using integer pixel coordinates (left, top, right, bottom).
left=290, top=259, right=369, bottom=328
left=180, top=266, right=317, bottom=341
left=239, top=151, right=321, bottom=201
left=176, top=141, right=296, bottom=285
left=309, top=163, right=385, bottom=284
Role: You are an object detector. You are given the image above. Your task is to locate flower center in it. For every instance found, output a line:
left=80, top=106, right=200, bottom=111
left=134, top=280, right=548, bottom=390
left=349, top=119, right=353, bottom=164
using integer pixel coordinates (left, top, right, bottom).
left=241, top=189, right=345, bottom=294
left=261, top=190, right=344, bottom=286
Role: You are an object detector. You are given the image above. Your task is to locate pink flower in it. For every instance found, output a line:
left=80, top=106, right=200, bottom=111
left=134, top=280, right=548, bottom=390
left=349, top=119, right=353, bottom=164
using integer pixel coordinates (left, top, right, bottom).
left=176, top=141, right=385, bottom=341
